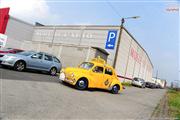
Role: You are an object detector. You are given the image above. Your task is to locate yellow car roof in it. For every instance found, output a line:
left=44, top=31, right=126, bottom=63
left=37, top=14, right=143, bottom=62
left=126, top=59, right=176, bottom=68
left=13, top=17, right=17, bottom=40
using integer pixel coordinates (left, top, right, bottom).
left=90, top=57, right=113, bottom=69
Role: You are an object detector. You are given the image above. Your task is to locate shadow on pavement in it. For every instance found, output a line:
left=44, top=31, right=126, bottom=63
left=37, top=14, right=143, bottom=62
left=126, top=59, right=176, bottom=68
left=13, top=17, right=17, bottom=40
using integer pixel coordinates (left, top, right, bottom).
left=0, top=66, right=114, bottom=94
left=60, top=81, right=111, bottom=94
left=0, top=66, right=59, bottom=83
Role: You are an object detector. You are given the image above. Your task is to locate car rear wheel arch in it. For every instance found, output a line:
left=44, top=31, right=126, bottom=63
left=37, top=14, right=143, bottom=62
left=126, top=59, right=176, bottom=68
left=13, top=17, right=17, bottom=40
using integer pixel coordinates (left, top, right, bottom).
left=114, top=84, right=120, bottom=90
left=111, top=84, right=120, bottom=94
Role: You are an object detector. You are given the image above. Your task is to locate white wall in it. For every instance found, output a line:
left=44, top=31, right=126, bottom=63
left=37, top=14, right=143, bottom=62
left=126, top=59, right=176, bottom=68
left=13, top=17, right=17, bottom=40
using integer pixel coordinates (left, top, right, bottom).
left=5, top=17, right=33, bottom=48
left=32, top=26, right=120, bottom=66
left=115, top=29, right=153, bottom=82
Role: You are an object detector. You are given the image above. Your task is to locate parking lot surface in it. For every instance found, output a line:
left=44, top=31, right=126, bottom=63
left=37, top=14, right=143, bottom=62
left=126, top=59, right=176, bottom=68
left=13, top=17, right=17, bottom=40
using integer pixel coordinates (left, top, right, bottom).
left=0, top=67, right=166, bottom=120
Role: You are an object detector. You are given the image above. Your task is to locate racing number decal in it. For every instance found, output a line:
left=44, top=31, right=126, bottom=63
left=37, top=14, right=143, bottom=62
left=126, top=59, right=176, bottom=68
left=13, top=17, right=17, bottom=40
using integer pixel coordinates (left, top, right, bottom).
left=104, top=79, right=109, bottom=86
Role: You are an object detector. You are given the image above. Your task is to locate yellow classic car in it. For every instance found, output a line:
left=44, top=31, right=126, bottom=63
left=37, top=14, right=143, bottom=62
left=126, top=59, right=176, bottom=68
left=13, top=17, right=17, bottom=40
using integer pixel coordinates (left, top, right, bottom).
left=59, top=57, right=123, bottom=94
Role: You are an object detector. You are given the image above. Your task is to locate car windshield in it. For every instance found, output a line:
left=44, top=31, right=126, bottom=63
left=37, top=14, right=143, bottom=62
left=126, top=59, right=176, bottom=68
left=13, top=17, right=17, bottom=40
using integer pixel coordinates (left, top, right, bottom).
left=17, top=51, right=34, bottom=56
left=134, top=78, right=139, bottom=81
left=79, top=62, right=94, bottom=70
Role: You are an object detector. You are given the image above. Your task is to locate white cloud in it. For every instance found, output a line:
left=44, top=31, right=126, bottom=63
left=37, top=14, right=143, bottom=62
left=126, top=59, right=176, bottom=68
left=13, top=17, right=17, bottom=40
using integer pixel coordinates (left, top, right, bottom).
left=0, top=0, right=61, bottom=24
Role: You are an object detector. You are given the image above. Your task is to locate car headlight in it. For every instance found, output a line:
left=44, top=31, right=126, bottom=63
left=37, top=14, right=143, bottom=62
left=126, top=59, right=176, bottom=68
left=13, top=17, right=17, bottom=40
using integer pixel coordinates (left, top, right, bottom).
left=59, top=72, right=65, bottom=80
left=6, top=56, right=16, bottom=60
left=71, top=73, right=74, bottom=77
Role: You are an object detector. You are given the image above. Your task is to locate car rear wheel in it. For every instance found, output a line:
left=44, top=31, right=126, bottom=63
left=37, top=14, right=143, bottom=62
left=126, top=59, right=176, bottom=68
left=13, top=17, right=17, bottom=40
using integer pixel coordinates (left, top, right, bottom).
left=111, top=85, right=120, bottom=94
left=14, top=61, right=26, bottom=71
left=75, top=79, right=88, bottom=90
left=50, top=67, right=57, bottom=76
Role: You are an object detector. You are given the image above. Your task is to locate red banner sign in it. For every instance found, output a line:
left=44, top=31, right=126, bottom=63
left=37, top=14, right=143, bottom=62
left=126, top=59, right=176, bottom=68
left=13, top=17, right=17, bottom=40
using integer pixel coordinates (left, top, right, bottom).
left=130, top=48, right=142, bottom=64
left=0, top=8, right=10, bottom=34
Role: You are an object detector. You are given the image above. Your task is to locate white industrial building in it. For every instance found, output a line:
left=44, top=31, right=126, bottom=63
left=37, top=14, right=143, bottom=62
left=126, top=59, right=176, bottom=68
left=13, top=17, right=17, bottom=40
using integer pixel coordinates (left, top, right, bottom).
left=0, top=8, right=153, bottom=82
left=152, top=78, right=167, bottom=88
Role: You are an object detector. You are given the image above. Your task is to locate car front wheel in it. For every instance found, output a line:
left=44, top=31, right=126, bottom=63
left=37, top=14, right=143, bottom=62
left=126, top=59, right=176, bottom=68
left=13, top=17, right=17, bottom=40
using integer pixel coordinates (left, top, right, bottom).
left=50, top=67, right=57, bottom=76
left=75, top=79, right=88, bottom=90
left=14, top=61, right=26, bottom=71
left=111, top=85, right=120, bottom=94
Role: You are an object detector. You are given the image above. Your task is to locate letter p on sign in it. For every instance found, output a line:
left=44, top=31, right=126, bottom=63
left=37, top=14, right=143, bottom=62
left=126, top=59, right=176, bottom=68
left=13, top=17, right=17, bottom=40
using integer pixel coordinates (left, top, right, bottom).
left=108, top=32, right=116, bottom=42
left=105, top=30, right=117, bottom=50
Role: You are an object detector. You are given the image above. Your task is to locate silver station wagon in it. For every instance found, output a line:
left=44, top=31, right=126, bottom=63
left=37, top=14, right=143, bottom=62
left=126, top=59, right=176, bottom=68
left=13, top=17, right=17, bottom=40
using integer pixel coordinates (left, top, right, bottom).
left=0, top=51, right=62, bottom=75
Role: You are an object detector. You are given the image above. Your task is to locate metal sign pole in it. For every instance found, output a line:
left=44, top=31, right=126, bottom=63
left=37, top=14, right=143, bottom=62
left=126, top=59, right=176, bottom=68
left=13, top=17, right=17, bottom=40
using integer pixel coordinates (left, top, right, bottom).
left=113, top=18, right=124, bottom=68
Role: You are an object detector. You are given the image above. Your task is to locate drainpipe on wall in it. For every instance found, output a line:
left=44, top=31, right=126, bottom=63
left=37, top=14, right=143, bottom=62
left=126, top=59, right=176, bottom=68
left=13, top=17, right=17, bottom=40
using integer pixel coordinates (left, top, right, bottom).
left=78, top=26, right=86, bottom=46
left=86, top=46, right=91, bottom=62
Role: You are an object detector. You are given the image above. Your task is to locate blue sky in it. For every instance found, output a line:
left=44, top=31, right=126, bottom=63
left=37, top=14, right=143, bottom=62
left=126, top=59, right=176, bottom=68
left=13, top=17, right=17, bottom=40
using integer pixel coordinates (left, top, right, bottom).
left=0, top=0, right=179, bottom=84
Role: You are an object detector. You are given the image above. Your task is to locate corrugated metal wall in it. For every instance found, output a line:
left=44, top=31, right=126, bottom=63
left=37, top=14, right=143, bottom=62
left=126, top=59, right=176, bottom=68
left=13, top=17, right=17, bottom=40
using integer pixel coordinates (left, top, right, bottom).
left=21, top=41, right=107, bottom=68
left=115, top=29, right=153, bottom=81
left=32, top=26, right=120, bottom=66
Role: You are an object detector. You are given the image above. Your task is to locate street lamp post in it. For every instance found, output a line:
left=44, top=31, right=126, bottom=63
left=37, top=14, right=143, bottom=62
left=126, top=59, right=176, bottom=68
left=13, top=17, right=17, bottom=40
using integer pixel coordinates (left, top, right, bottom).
left=113, top=16, right=140, bottom=68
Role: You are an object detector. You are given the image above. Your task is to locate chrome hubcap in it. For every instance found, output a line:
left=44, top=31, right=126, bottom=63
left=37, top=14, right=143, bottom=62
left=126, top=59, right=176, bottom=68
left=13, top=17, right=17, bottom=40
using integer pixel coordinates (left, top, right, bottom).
left=51, top=68, right=56, bottom=75
left=113, top=86, right=118, bottom=92
left=79, top=80, right=85, bottom=87
left=17, top=62, right=24, bottom=70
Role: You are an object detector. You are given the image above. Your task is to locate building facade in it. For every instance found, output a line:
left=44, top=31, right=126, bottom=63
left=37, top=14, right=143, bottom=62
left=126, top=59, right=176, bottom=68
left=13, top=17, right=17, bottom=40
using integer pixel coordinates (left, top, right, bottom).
left=0, top=7, right=153, bottom=82
left=152, top=78, right=167, bottom=88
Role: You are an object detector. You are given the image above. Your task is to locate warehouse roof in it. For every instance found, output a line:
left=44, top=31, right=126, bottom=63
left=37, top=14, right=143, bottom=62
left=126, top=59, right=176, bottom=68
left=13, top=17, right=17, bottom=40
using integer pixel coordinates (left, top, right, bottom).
left=9, top=16, right=34, bottom=26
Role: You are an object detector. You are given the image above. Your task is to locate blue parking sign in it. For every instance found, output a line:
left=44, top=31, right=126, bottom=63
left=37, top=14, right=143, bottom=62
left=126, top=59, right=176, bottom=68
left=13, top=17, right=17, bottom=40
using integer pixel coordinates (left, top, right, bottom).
left=105, top=30, right=117, bottom=50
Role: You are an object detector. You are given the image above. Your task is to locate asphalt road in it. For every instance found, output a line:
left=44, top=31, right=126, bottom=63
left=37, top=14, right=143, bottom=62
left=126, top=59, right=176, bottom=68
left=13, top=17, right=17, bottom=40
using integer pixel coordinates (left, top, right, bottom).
left=0, top=67, right=166, bottom=120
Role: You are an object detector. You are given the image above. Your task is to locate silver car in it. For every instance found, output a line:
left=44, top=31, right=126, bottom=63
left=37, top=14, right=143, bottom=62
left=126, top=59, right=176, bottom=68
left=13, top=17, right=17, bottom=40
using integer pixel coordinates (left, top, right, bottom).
left=0, top=51, right=62, bottom=75
left=132, top=77, right=146, bottom=88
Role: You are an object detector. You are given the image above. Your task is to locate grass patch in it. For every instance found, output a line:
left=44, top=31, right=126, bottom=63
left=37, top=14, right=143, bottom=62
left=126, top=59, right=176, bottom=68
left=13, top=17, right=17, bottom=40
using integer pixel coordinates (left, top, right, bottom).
left=122, top=82, right=132, bottom=87
left=167, top=89, right=180, bottom=119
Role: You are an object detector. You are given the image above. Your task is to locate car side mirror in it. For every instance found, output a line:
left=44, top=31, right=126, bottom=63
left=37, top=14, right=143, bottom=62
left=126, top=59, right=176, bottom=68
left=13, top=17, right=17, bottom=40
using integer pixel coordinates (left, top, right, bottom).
left=31, top=55, right=38, bottom=59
